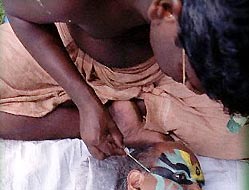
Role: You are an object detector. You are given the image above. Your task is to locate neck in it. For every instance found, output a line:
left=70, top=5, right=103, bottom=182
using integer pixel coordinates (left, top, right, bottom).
left=125, top=0, right=153, bottom=23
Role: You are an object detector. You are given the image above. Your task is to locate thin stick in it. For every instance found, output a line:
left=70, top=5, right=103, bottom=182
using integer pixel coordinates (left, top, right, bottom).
left=124, top=147, right=151, bottom=173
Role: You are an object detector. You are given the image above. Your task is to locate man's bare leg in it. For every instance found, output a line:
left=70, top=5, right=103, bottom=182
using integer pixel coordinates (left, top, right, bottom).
left=109, top=100, right=172, bottom=147
left=0, top=99, right=171, bottom=145
left=0, top=101, right=80, bottom=140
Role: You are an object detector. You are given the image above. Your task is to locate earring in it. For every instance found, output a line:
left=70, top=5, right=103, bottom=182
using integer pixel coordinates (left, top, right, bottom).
left=158, top=0, right=173, bottom=13
left=182, top=49, right=186, bottom=84
left=159, top=0, right=176, bottom=21
left=149, top=0, right=175, bottom=20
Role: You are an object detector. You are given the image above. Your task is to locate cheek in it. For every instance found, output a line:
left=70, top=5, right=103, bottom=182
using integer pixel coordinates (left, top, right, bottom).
left=150, top=20, right=183, bottom=83
left=185, top=59, right=204, bottom=93
left=164, top=179, right=184, bottom=190
left=151, top=174, right=183, bottom=190
left=142, top=175, right=159, bottom=190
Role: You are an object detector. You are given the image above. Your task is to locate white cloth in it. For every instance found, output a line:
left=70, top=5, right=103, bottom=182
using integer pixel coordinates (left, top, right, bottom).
left=0, top=139, right=248, bottom=190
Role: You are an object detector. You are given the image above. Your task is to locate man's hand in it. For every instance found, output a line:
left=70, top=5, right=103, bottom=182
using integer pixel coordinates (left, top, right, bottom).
left=79, top=101, right=125, bottom=160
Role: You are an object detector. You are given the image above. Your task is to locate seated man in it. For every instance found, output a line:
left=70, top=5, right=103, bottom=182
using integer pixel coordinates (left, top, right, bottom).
left=1, top=0, right=248, bottom=160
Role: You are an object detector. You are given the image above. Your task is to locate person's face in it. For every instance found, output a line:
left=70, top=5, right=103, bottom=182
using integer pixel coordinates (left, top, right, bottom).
left=127, top=142, right=204, bottom=190
left=141, top=174, right=202, bottom=190
left=148, top=0, right=204, bottom=93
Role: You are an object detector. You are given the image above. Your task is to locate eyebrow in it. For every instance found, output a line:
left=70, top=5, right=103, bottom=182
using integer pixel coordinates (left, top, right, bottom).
left=150, top=153, right=195, bottom=185
left=151, top=166, right=193, bottom=185
left=159, top=153, right=191, bottom=177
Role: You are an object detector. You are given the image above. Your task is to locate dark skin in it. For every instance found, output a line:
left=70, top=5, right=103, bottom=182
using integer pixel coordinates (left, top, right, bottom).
left=0, top=100, right=170, bottom=147
left=2, top=0, right=202, bottom=159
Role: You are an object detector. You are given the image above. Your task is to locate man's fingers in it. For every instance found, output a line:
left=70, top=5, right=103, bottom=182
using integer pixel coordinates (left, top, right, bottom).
left=107, top=124, right=125, bottom=155
left=107, top=123, right=124, bottom=149
left=87, top=132, right=125, bottom=159
left=88, top=146, right=107, bottom=160
left=94, top=137, right=125, bottom=157
left=112, top=145, right=126, bottom=155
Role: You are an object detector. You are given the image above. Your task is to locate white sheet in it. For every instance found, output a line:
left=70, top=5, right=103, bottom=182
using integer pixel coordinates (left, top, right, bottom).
left=0, top=139, right=248, bottom=190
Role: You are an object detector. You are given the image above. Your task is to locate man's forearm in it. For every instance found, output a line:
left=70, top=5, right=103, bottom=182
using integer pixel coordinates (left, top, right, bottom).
left=7, top=15, right=98, bottom=108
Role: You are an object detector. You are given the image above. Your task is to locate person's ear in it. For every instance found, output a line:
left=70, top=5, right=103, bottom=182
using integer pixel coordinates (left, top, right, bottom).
left=127, top=170, right=144, bottom=190
left=148, top=0, right=182, bottom=21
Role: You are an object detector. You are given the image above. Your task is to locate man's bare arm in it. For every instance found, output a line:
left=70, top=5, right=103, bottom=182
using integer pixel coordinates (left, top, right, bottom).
left=3, top=0, right=124, bottom=159
left=3, top=0, right=93, bottom=105
left=3, top=0, right=83, bottom=23
left=5, top=15, right=94, bottom=109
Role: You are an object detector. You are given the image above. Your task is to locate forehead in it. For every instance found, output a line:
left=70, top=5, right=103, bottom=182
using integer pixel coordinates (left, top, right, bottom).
left=150, top=142, right=204, bottom=184
left=158, top=144, right=199, bottom=164
left=136, top=142, right=199, bottom=167
left=153, top=142, right=197, bottom=160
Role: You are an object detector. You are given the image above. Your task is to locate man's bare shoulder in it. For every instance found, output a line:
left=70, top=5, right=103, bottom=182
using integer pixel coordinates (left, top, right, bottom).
left=3, top=0, right=89, bottom=23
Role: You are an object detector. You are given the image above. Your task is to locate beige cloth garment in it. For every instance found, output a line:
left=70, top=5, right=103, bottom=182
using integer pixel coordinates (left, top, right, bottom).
left=0, top=23, right=248, bottom=159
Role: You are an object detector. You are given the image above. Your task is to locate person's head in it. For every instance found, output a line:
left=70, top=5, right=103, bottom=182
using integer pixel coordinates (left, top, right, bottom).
left=147, top=0, right=249, bottom=115
left=117, top=142, right=204, bottom=190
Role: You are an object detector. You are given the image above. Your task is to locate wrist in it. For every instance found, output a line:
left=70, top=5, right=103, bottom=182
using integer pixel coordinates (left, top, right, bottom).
left=68, top=81, right=98, bottom=107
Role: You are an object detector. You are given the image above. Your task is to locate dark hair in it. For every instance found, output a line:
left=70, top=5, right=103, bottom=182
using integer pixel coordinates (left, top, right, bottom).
left=178, top=0, right=249, bottom=115
left=116, top=146, right=156, bottom=190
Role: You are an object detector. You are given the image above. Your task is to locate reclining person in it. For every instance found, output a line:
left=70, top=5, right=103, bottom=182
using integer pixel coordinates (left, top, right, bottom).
left=62, top=139, right=204, bottom=190
left=111, top=142, right=204, bottom=190
left=1, top=0, right=248, bottom=160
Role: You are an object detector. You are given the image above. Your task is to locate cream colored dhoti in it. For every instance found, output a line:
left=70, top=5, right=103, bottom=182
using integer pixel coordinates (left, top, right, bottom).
left=0, top=23, right=248, bottom=159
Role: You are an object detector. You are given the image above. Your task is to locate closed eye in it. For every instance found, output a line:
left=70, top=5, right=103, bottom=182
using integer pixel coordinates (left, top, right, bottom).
left=151, top=167, right=193, bottom=185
